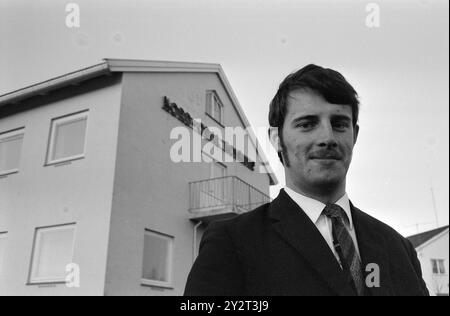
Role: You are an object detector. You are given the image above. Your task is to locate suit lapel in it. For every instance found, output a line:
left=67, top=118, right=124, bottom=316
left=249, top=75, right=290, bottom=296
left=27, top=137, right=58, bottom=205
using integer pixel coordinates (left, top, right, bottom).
left=269, top=189, right=356, bottom=296
left=350, top=203, right=393, bottom=296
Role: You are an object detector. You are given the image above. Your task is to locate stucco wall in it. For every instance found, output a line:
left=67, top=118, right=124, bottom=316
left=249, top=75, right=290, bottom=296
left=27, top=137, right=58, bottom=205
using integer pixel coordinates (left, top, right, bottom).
left=0, top=79, right=122, bottom=295
left=416, top=231, right=449, bottom=296
left=104, top=72, right=271, bottom=296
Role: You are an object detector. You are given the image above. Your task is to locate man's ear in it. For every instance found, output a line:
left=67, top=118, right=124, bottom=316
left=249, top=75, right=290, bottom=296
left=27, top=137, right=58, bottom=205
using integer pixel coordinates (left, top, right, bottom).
left=353, top=124, right=359, bottom=145
left=268, top=127, right=281, bottom=152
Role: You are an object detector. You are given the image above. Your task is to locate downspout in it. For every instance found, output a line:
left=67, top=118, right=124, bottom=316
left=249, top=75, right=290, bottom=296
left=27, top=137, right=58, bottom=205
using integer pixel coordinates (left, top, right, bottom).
left=193, top=221, right=203, bottom=263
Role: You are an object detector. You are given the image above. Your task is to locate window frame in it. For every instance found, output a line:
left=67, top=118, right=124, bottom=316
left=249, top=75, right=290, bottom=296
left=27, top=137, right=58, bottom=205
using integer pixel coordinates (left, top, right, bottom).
left=141, top=229, right=174, bottom=289
left=28, top=223, right=77, bottom=285
left=200, top=151, right=228, bottom=206
left=201, top=151, right=228, bottom=180
left=0, top=128, right=25, bottom=176
left=431, top=259, right=446, bottom=275
left=202, top=151, right=228, bottom=179
left=45, top=111, right=89, bottom=166
left=206, top=91, right=224, bottom=126
left=211, top=161, right=227, bottom=202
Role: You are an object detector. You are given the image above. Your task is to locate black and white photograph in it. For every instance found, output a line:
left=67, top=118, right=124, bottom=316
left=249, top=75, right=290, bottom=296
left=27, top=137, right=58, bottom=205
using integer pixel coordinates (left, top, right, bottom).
left=0, top=0, right=448, bottom=299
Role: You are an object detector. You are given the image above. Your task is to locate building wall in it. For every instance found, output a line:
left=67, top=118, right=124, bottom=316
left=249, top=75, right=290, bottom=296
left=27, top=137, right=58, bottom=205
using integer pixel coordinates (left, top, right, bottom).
left=416, top=231, right=449, bottom=296
left=0, top=79, right=122, bottom=295
left=104, top=72, right=271, bottom=295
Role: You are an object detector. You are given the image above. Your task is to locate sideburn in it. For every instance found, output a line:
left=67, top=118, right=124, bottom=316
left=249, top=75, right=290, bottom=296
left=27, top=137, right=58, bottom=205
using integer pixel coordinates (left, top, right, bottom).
left=279, top=128, right=291, bottom=168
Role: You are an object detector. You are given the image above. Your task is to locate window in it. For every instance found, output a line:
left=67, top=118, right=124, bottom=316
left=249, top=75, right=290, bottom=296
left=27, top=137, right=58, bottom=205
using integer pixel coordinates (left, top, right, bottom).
left=46, top=111, right=88, bottom=165
left=141, top=230, right=174, bottom=288
left=29, top=224, right=76, bottom=284
left=0, top=128, right=24, bottom=176
left=199, top=152, right=228, bottom=208
left=206, top=91, right=223, bottom=125
left=431, top=259, right=446, bottom=275
left=0, top=232, right=7, bottom=276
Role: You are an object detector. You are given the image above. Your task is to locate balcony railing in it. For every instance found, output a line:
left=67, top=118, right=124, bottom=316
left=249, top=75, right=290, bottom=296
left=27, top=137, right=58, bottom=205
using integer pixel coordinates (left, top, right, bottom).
left=189, top=176, right=271, bottom=222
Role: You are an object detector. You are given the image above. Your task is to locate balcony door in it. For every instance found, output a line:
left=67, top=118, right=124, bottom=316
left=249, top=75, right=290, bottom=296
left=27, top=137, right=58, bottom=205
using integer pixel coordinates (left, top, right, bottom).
left=200, top=152, right=227, bottom=208
left=211, top=160, right=227, bottom=203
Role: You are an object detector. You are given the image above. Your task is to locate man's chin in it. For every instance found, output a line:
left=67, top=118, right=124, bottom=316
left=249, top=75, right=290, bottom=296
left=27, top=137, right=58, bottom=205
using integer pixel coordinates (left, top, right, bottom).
left=309, top=174, right=343, bottom=188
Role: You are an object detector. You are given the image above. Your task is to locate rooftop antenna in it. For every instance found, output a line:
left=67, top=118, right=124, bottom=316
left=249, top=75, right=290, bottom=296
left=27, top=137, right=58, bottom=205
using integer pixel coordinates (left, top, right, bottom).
left=430, top=186, right=439, bottom=228
left=405, top=222, right=435, bottom=234
left=426, top=143, right=440, bottom=229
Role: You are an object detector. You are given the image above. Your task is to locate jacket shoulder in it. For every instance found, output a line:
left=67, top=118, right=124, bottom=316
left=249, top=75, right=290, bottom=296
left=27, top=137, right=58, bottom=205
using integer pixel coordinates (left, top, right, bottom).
left=184, top=203, right=271, bottom=295
left=353, top=206, right=413, bottom=247
left=208, top=202, right=272, bottom=234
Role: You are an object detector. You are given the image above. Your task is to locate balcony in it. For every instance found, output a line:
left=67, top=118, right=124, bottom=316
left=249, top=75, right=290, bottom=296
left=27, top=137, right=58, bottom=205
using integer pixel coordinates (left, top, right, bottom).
left=189, top=176, right=271, bottom=223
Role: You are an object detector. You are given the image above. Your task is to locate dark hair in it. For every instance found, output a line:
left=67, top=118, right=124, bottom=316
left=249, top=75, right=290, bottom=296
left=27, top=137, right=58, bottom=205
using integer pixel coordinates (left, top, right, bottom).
left=269, top=64, right=360, bottom=164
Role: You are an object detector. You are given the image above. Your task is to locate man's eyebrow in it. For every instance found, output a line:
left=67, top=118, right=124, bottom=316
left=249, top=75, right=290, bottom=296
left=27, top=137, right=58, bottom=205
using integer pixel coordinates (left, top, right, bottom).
left=291, top=114, right=352, bottom=123
left=331, top=114, right=352, bottom=122
left=290, top=115, right=318, bottom=125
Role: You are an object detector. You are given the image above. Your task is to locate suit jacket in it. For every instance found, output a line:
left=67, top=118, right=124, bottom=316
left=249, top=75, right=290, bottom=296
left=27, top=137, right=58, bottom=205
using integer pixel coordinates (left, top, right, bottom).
left=184, top=189, right=429, bottom=296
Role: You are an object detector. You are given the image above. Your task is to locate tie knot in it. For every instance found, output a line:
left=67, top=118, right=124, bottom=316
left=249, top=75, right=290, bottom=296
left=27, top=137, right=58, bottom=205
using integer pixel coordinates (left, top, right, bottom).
left=322, top=204, right=348, bottom=223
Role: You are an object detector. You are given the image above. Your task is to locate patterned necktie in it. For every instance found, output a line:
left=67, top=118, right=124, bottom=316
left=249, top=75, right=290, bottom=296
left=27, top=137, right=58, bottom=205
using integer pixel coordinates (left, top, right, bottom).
left=322, top=204, right=365, bottom=296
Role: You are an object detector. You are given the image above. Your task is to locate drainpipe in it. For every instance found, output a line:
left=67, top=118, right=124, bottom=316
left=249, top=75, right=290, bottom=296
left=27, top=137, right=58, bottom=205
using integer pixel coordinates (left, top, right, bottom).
left=193, top=221, right=203, bottom=263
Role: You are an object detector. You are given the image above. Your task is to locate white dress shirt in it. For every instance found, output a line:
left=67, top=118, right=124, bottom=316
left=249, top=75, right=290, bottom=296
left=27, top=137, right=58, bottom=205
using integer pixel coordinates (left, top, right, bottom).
left=284, top=186, right=361, bottom=267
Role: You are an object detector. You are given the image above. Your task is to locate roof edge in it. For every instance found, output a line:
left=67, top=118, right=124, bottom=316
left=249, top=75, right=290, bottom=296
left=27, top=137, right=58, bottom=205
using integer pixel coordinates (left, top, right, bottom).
left=415, top=227, right=449, bottom=251
left=0, top=59, right=278, bottom=185
left=215, top=65, right=278, bottom=186
left=104, top=58, right=278, bottom=185
left=105, top=58, right=221, bottom=73
left=0, top=62, right=110, bottom=107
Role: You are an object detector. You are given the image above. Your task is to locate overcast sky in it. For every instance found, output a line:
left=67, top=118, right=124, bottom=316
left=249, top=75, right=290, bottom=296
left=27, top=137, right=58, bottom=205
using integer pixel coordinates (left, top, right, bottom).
left=1, top=0, right=448, bottom=236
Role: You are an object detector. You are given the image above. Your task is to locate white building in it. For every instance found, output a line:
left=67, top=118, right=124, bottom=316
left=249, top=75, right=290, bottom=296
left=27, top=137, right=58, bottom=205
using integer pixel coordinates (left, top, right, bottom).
left=0, top=59, right=277, bottom=296
left=408, top=225, right=449, bottom=296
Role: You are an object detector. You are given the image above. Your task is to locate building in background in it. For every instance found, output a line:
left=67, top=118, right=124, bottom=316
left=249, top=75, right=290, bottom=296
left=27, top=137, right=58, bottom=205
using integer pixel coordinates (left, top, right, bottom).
left=408, top=226, right=449, bottom=296
left=0, top=59, right=277, bottom=296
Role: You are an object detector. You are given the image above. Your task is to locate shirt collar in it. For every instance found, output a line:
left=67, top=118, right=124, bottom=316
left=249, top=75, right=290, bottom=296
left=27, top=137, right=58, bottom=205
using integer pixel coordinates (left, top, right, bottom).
left=284, top=186, right=354, bottom=230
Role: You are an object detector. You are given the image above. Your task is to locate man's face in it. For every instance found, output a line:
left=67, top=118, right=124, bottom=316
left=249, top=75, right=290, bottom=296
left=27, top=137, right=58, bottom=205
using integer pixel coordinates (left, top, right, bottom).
left=280, top=89, right=359, bottom=191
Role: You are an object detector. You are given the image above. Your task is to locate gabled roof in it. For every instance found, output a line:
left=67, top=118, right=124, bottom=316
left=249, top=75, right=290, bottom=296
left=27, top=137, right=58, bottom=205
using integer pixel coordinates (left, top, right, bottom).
left=0, top=59, right=278, bottom=185
left=407, top=225, right=449, bottom=249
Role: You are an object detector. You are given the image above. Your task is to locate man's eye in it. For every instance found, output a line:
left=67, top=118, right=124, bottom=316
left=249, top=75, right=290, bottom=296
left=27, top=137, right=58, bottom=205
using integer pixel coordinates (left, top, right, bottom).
left=297, top=122, right=315, bottom=129
left=333, top=122, right=349, bottom=130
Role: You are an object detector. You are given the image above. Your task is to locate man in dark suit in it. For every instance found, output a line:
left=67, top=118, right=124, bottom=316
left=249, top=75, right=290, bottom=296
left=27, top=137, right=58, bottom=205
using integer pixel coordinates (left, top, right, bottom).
left=184, top=65, right=429, bottom=296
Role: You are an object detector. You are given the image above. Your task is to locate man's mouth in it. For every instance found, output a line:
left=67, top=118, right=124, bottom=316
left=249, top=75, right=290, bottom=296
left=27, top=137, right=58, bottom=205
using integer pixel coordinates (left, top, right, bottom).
left=311, top=158, right=340, bottom=165
left=310, top=155, right=341, bottom=161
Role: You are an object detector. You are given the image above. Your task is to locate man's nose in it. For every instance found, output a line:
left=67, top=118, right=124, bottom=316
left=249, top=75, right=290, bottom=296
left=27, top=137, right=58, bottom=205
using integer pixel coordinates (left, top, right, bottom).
left=316, top=122, right=337, bottom=148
